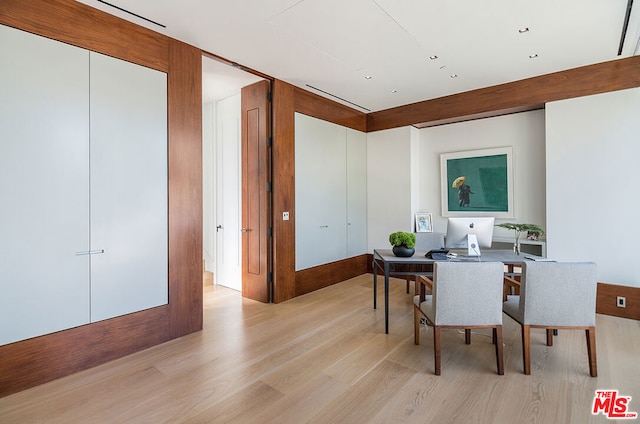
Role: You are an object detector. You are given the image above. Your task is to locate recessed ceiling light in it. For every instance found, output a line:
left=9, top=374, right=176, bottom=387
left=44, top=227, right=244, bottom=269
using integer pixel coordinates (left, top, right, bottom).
left=450, top=74, right=458, bottom=78
left=429, top=55, right=438, bottom=60
left=529, top=54, right=538, bottom=58
left=518, top=27, right=530, bottom=33
left=364, top=75, right=373, bottom=80
left=391, top=89, right=398, bottom=93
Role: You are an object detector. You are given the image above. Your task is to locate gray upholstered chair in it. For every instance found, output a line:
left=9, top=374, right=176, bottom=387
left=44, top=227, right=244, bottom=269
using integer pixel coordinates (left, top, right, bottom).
left=503, top=261, right=598, bottom=376
left=414, top=261, right=505, bottom=375
left=406, top=232, right=445, bottom=293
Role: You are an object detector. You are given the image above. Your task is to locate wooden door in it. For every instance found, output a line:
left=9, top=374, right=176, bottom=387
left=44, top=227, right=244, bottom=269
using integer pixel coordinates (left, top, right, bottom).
left=241, top=80, right=271, bottom=302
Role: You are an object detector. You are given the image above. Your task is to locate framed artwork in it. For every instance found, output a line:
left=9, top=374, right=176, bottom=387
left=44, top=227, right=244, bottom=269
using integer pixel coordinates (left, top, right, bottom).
left=415, top=212, right=433, bottom=232
left=440, top=147, right=514, bottom=218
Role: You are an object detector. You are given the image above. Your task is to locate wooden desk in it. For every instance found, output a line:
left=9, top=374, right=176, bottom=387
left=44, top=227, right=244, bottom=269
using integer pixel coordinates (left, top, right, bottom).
left=372, top=249, right=536, bottom=334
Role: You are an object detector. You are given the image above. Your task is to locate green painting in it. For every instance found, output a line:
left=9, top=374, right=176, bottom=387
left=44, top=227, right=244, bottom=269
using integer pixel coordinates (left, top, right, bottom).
left=441, top=147, right=513, bottom=217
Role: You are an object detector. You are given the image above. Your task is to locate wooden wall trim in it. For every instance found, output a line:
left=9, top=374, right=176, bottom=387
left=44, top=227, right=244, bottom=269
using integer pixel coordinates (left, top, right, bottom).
left=596, top=283, right=640, bottom=321
left=295, top=255, right=370, bottom=296
left=0, top=307, right=171, bottom=397
left=272, top=81, right=297, bottom=303
left=367, top=56, right=640, bottom=132
left=168, top=39, right=204, bottom=337
left=0, top=0, right=202, bottom=398
left=0, top=0, right=169, bottom=72
left=294, top=87, right=367, bottom=132
left=271, top=81, right=368, bottom=303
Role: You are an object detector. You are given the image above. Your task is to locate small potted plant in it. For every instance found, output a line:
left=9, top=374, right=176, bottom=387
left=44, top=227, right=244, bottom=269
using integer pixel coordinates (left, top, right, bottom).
left=495, top=223, right=545, bottom=255
left=389, top=231, right=417, bottom=257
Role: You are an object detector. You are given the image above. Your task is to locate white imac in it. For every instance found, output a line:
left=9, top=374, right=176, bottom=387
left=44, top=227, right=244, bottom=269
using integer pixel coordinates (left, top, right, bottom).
left=445, top=217, right=495, bottom=256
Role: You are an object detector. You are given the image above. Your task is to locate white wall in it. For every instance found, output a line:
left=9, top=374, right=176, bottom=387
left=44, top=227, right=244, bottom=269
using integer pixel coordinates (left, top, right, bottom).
left=202, top=102, right=215, bottom=272
left=366, top=126, right=414, bottom=251
left=418, top=110, right=547, bottom=238
left=546, top=87, right=640, bottom=287
left=409, top=126, right=421, bottom=226
left=366, top=110, right=546, bottom=251
left=346, top=128, right=368, bottom=257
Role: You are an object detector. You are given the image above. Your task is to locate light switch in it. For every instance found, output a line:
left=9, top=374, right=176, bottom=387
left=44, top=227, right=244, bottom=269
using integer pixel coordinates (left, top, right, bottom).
left=283, top=211, right=289, bottom=221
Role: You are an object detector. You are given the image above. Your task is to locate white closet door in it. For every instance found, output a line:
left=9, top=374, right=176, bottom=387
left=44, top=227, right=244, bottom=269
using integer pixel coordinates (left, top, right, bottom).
left=0, top=25, right=90, bottom=345
left=346, top=128, right=367, bottom=257
left=215, top=94, right=242, bottom=291
left=295, top=113, right=347, bottom=270
left=89, top=52, right=168, bottom=322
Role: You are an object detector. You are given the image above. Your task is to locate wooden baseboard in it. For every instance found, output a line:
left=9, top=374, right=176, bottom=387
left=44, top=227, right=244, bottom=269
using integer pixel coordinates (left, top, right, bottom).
left=295, top=255, right=369, bottom=296
left=596, top=282, right=640, bottom=320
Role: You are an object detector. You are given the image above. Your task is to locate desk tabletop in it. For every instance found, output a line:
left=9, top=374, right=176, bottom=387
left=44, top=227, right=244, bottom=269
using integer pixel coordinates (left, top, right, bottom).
left=373, top=249, right=539, bottom=265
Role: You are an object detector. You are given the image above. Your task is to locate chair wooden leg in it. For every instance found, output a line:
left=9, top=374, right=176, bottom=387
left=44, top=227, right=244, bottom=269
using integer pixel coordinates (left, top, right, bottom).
left=414, top=306, right=420, bottom=345
left=586, top=327, right=598, bottom=377
left=546, top=329, right=554, bottom=346
left=494, top=326, right=504, bottom=375
left=406, top=278, right=410, bottom=294
left=465, top=329, right=471, bottom=344
left=433, top=326, right=442, bottom=375
left=522, top=325, right=531, bottom=375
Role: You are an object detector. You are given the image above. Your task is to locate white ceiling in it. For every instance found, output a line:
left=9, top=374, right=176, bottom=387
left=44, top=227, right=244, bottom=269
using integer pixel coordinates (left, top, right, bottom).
left=201, top=57, right=264, bottom=103
left=77, top=0, right=640, bottom=112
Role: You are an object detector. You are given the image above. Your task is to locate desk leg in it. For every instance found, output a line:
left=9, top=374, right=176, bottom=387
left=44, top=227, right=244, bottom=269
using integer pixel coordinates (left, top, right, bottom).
left=373, top=259, right=377, bottom=309
left=385, top=263, right=390, bottom=334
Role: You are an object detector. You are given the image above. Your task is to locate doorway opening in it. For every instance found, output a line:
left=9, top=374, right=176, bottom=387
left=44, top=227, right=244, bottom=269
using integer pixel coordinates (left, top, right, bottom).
left=202, top=55, right=269, bottom=297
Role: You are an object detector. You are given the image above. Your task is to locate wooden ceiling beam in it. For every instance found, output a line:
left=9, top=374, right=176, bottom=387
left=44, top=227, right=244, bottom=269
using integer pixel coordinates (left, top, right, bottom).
left=367, top=56, right=640, bottom=132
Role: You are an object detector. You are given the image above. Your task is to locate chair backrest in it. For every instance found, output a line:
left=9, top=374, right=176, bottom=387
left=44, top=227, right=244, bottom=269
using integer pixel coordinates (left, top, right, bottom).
left=519, top=261, right=597, bottom=326
left=432, top=261, right=504, bottom=326
left=415, top=232, right=445, bottom=251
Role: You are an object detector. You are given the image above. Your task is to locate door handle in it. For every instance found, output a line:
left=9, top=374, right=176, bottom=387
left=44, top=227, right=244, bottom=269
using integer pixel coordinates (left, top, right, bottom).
left=241, top=228, right=248, bottom=232
left=75, top=249, right=105, bottom=256
left=216, top=225, right=223, bottom=232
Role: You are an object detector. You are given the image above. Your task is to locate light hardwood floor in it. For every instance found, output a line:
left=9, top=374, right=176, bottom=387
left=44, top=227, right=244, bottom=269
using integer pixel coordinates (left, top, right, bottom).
left=1, top=274, right=639, bottom=423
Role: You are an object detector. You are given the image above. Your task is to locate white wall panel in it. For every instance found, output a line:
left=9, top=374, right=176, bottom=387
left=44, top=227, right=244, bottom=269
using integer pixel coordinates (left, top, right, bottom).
left=89, top=52, right=168, bottom=321
left=366, top=127, right=413, bottom=252
left=346, top=128, right=367, bottom=256
left=295, top=114, right=347, bottom=270
left=0, top=25, right=90, bottom=345
left=546, top=87, right=640, bottom=287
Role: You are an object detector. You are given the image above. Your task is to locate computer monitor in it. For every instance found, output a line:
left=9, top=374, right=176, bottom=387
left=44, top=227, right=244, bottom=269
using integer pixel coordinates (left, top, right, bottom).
left=445, top=217, right=495, bottom=256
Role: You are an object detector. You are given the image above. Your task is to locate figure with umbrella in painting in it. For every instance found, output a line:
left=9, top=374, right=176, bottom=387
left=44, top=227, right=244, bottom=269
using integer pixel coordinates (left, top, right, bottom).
left=452, top=176, right=474, bottom=207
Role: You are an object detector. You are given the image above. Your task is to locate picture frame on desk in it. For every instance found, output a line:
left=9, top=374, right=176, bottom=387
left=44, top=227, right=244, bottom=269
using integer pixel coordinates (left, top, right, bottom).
left=440, top=147, right=514, bottom=218
left=527, top=231, right=540, bottom=240
left=415, top=212, right=433, bottom=232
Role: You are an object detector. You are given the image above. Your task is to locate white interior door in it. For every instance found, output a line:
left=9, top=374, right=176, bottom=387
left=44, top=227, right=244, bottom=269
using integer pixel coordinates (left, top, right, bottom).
left=295, top=113, right=348, bottom=270
left=215, top=94, right=242, bottom=291
left=0, top=25, right=90, bottom=345
left=89, top=52, right=168, bottom=322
